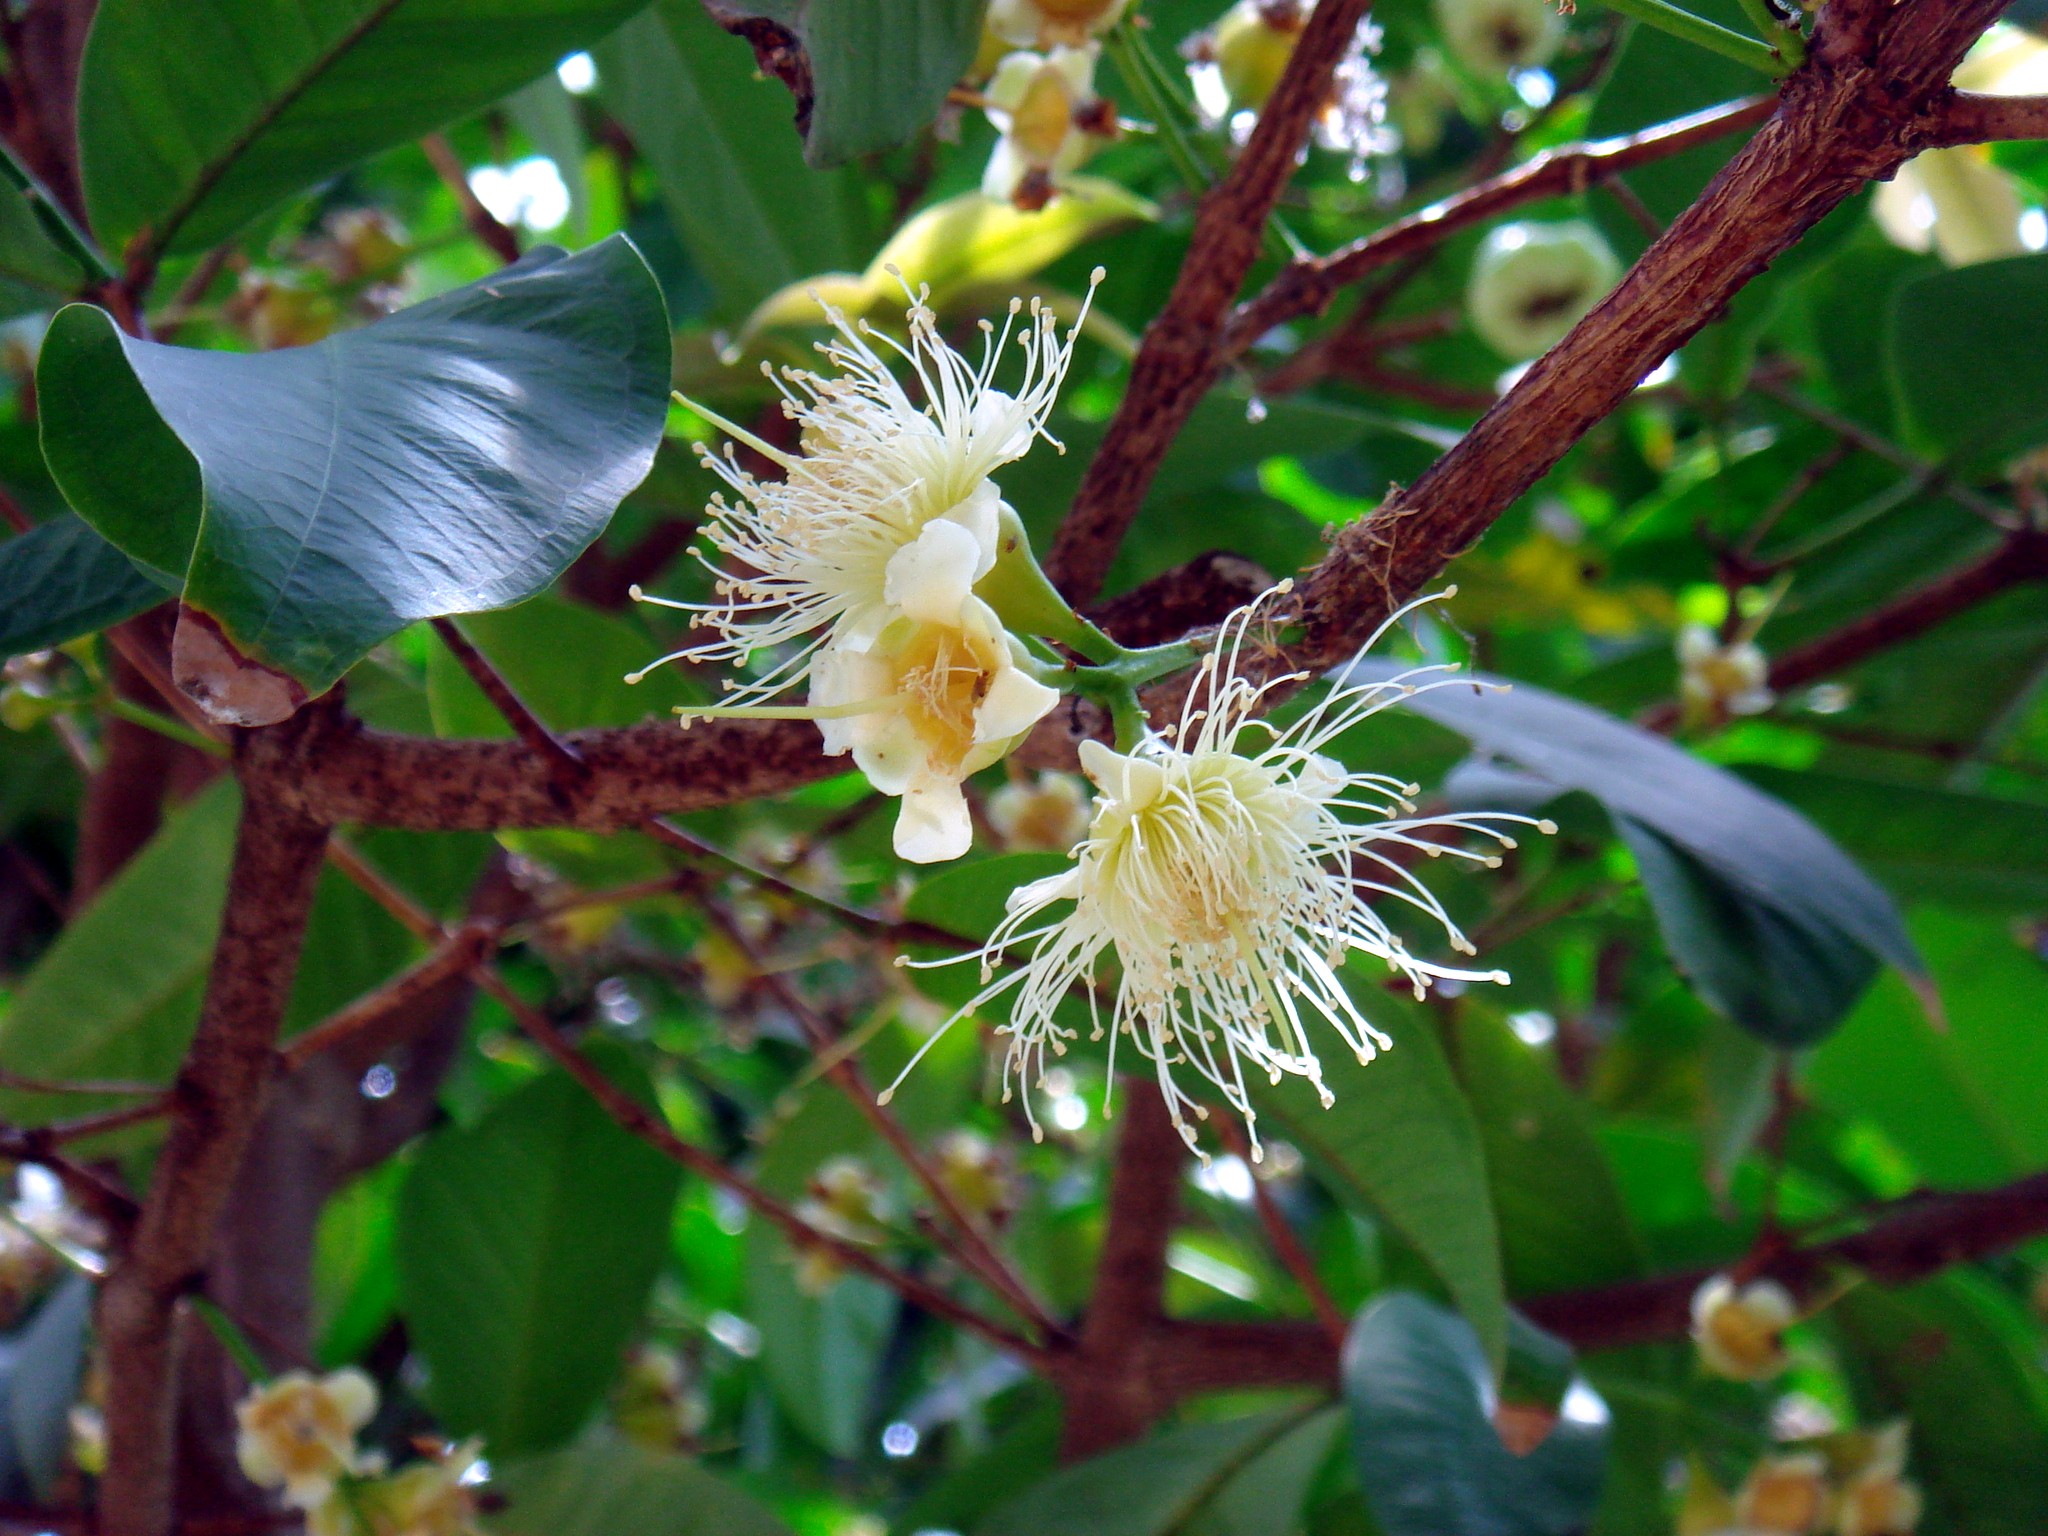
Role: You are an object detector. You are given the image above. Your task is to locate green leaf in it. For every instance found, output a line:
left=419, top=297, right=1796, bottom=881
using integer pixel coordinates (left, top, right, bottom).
left=77, top=0, right=652, bottom=263
left=314, top=1163, right=402, bottom=1369
left=1258, top=998, right=1507, bottom=1375
left=1835, top=1275, right=2048, bottom=1536
left=593, top=1, right=866, bottom=317
left=1452, top=1008, right=1645, bottom=1297
left=1369, top=663, right=1926, bottom=1045
left=742, top=1237, right=895, bottom=1459
left=5, top=1275, right=93, bottom=1499
left=1342, top=1293, right=1609, bottom=1536
left=490, top=1437, right=793, bottom=1536
left=978, top=1406, right=1338, bottom=1536
left=395, top=1058, right=684, bottom=1457
left=716, top=0, right=990, bottom=167
left=1618, top=816, right=1878, bottom=1047
left=38, top=239, right=670, bottom=702
left=0, top=514, right=169, bottom=656
left=1807, top=909, right=2048, bottom=1187
left=1891, top=254, right=2048, bottom=472
left=0, top=777, right=239, bottom=1126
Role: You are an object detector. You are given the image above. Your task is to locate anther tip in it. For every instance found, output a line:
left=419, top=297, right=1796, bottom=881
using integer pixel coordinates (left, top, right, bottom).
left=876, top=1087, right=894, bottom=1104
left=627, top=583, right=646, bottom=601
left=1537, top=818, right=1558, bottom=835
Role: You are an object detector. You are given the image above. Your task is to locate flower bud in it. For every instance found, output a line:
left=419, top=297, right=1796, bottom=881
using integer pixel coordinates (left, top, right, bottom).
left=988, top=772, right=1093, bottom=852
left=933, top=1128, right=1020, bottom=1223
left=1465, top=220, right=1620, bottom=361
left=1214, top=1, right=1306, bottom=111
left=1433, top=0, right=1565, bottom=75
left=615, top=1345, right=709, bottom=1450
left=1678, top=624, right=1774, bottom=721
left=1836, top=1466, right=1923, bottom=1536
left=234, top=1369, right=379, bottom=1510
left=986, top=0, right=1133, bottom=50
left=1736, top=1453, right=1831, bottom=1534
left=794, top=1156, right=893, bottom=1292
left=1872, top=147, right=2027, bottom=268
left=1691, top=1274, right=1796, bottom=1381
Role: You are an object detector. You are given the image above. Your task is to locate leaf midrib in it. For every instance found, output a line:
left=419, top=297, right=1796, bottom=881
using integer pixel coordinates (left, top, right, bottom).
left=142, top=0, right=412, bottom=263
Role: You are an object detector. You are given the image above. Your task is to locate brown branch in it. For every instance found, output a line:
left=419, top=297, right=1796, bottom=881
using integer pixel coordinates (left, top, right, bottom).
left=1043, top=0, right=1373, bottom=604
left=1224, top=95, right=1775, bottom=364
left=1289, top=5, right=1998, bottom=669
left=98, top=750, right=332, bottom=1536
left=429, top=617, right=589, bottom=804
left=278, top=923, right=498, bottom=1071
left=1931, top=90, right=2048, bottom=147
left=1766, top=526, right=2048, bottom=694
left=1213, top=1117, right=1347, bottom=1349
left=419, top=134, right=521, bottom=265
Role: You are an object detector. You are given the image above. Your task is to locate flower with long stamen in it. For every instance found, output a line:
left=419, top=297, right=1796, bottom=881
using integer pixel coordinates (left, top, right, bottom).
left=630, top=274, right=1101, bottom=703
left=887, top=584, right=1550, bottom=1152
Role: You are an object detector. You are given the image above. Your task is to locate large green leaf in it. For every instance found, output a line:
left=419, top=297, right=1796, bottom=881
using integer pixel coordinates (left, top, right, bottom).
left=713, top=0, right=990, bottom=167
left=0, top=777, right=238, bottom=1126
left=0, top=514, right=168, bottom=657
left=1258, top=997, right=1507, bottom=1375
left=1452, top=1009, right=1645, bottom=1298
left=1891, top=254, right=2048, bottom=472
left=979, top=1406, right=1338, bottom=1536
left=593, top=1, right=865, bottom=317
left=1378, top=665, right=1925, bottom=1045
left=1835, top=1276, right=2048, bottom=1536
left=1343, top=1293, right=1609, bottom=1536
left=4, top=1274, right=93, bottom=1500
left=38, top=239, right=670, bottom=706
left=77, top=0, right=650, bottom=262
left=1807, top=909, right=2048, bottom=1188
left=490, top=1438, right=792, bottom=1536
left=395, top=1058, right=683, bottom=1457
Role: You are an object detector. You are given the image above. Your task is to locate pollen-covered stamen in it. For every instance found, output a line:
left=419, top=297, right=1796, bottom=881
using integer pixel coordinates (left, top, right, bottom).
left=891, top=584, right=1552, bottom=1155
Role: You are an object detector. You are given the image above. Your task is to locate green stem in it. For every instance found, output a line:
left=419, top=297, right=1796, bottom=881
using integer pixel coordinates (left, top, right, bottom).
left=1730, top=0, right=1807, bottom=69
left=1596, top=0, right=1788, bottom=76
left=106, top=696, right=229, bottom=758
left=1105, top=26, right=1216, bottom=201
left=190, top=1296, right=272, bottom=1385
left=1106, top=683, right=1148, bottom=750
left=0, top=141, right=115, bottom=285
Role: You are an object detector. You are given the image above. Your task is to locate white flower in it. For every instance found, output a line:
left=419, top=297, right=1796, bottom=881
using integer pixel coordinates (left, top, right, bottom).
left=1872, top=146, right=2028, bottom=268
left=1466, top=220, right=1622, bottom=361
left=1736, top=1453, right=1832, bottom=1535
left=1690, top=1273, right=1796, bottom=1381
left=633, top=278, right=1097, bottom=705
left=234, top=1369, right=378, bottom=1510
left=1678, top=624, right=1775, bottom=719
left=892, top=586, right=1547, bottom=1152
left=986, top=0, right=1132, bottom=49
left=807, top=597, right=1059, bottom=862
left=983, top=45, right=1114, bottom=210
left=1835, top=1426, right=1922, bottom=1536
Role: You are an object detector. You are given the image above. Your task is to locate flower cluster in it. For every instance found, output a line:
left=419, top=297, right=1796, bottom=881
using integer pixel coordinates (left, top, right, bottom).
left=234, top=1371, right=484, bottom=1536
left=641, top=278, right=1539, bottom=1147
left=1691, top=1273, right=1797, bottom=1381
left=1186, top=1, right=1399, bottom=180
left=1682, top=1426, right=1923, bottom=1536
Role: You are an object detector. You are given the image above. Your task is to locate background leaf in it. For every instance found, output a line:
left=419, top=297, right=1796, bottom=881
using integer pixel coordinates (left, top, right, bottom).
left=39, top=239, right=670, bottom=696
left=78, top=0, right=651, bottom=261
left=1890, top=254, right=2048, bottom=472
left=491, top=1437, right=793, bottom=1536
left=395, top=1057, right=684, bottom=1457
left=0, top=514, right=168, bottom=656
left=1343, top=1293, right=1609, bottom=1536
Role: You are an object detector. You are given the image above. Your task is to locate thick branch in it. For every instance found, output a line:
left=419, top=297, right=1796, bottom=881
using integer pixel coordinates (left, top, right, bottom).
left=1227, top=95, right=1774, bottom=357
left=98, top=759, right=331, bottom=1536
left=1043, top=0, right=1371, bottom=604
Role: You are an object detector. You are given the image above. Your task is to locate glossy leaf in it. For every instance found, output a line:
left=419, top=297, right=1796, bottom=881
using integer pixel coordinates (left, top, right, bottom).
left=593, top=1, right=866, bottom=317
left=0, top=778, right=238, bottom=1126
left=0, top=514, right=168, bottom=656
left=491, top=1437, right=792, bottom=1536
left=395, top=1058, right=683, bottom=1457
left=78, top=0, right=651, bottom=261
left=979, top=1406, right=1338, bottom=1536
left=39, top=239, right=669, bottom=701
left=1357, top=661, right=1926, bottom=1044
left=1343, top=1293, right=1609, bottom=1536
left=1258, top=998, right=1507, bottom=1374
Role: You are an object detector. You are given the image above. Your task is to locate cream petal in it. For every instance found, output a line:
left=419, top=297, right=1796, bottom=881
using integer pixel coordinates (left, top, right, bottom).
left=941, top=479, right=1005, bottom=574
left=984, top=0, right=1041, bottom=50
left=981, top=135, right=1029, bottom=203
left=894, top=781, right=975, bottom=863
left=976, top=664, right=1061, bottom=744
left=854, top=715, right=925, bottom=796
left=884, top=518, right=984, bottom=625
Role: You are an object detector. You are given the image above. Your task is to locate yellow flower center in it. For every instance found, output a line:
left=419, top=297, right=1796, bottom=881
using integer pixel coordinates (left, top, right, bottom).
left=889, top=621, right=1002, bottom=775
left=1011, top=67, right=1079, bottom=165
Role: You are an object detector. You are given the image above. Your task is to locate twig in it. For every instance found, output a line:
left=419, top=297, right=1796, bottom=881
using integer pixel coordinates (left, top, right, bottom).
left=419, top=134, right=521, bottom=265
left=0, top=1068, right=160, bottom=1098
left=1931, top=90, right=2048, bottom=148
left=430, top=617, right=588, bottom=804
left=1212, top=1116, right=1347, bottom=1349
left=279, top=924, right=496, bottom=1070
